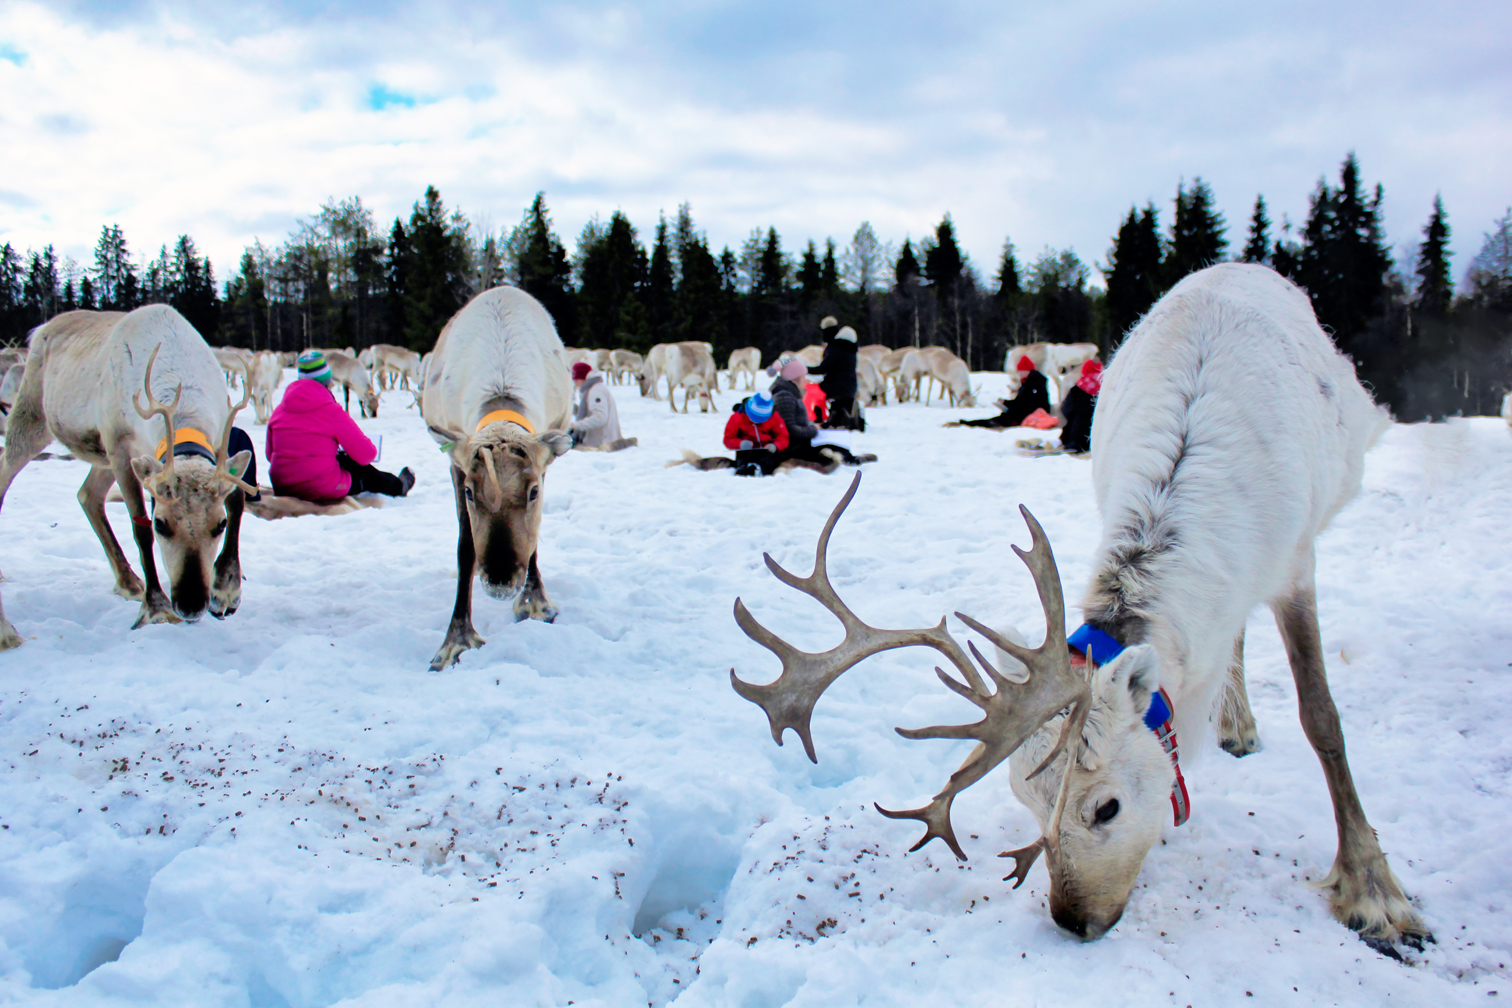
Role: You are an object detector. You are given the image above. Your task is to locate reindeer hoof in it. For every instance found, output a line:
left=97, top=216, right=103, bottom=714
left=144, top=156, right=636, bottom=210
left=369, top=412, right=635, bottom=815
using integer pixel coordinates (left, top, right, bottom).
left=512, top=599, right=558, bottom=623
left=0, top=619, right=23, bottom=651
left=430, top=627, right=485, bottom=670
left=112, top=579, right=146, bottom=602
left=1219, top=732, right=1262, bottom=757
left=131, top=605, right=183, bottom=629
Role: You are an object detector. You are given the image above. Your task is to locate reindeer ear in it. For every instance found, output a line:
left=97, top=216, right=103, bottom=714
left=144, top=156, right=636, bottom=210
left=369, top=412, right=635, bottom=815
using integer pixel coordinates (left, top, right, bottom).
left=537, top=430, right=572, bottom=459
left=131, top=456, right=164, bottom=486
left=1103, top=644, right=1160, bottom=719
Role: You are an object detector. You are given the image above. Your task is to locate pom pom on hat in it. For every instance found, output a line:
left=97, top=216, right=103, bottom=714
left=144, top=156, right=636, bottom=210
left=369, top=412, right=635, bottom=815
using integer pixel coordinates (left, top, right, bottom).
left=745, top=391, right=774, bottom=422
left=819, top=316, right=838, bottom=329
left=298, top=349, right=332, bottom=384
left=571, top=361, right=591, bottom=381
left=834, top=326, right=857, bottom=343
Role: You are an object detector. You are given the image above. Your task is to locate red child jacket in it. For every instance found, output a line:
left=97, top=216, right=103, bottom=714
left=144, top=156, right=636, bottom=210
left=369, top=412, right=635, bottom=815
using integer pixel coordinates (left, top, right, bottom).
left=723, top=409, right=790, bottom=452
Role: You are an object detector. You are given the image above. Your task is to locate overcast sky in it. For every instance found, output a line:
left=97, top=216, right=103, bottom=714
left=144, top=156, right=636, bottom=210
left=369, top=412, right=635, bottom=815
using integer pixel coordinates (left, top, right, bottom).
left=2, top=0, right=1508, bottom=289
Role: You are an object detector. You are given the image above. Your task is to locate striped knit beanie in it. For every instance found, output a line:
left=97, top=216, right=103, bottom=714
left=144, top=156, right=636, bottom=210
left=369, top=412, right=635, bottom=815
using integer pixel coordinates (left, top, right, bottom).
left=298, top=350, right=332, bottom=384
left=745, top=391, right=774, bottom=423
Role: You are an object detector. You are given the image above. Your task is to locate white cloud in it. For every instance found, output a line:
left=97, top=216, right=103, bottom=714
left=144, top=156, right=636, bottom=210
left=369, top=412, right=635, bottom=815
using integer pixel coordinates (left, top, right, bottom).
left=1, top=0, right=1508, bottom=286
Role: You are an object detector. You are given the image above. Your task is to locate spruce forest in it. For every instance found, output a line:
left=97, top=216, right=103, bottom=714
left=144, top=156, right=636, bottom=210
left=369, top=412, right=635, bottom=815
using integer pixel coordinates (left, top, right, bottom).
left=2, top=154, right=1509, bottom=422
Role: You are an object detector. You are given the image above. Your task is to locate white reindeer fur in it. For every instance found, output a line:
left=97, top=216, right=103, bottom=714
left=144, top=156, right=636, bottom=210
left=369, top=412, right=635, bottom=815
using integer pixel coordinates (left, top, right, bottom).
left=1000, top=264, right=1394, bottom=940
left=422, top=286, right=571, bottom=438
left=727, top=347, right=761, bottom=390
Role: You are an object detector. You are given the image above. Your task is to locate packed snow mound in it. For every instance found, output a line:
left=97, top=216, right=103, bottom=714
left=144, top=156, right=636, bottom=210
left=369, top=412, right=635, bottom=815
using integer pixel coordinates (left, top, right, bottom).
left=0, top=370, right=1508, bottom=1006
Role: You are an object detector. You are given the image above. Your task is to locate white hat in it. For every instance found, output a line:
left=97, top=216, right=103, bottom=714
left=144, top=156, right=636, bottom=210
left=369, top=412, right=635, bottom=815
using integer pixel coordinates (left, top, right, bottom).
left=835, top=326, right=857, bottom=343
left=819, top=316, right=838, bottom=329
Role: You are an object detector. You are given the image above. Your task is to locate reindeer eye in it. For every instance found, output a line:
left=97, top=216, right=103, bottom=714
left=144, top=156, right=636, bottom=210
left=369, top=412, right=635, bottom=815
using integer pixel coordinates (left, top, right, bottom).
left=464, top=486, right=474, bottom=502
left=212, top=520, right=228, bottom=538
left=528, top=485, right=540, bottom=502
left=153, top=518, right=171, bottom=537
left=1094, top=798, right=1120, bottom=825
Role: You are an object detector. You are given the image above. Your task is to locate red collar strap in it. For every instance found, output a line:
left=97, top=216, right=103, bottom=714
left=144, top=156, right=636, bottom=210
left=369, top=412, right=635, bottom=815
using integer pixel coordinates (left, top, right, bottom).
left=1147, top=687, right=1191, bottom=826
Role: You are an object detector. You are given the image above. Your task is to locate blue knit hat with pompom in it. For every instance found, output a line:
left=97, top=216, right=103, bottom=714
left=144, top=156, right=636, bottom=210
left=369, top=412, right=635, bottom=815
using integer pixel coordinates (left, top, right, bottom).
left=745, top=391, right=774, bottom=422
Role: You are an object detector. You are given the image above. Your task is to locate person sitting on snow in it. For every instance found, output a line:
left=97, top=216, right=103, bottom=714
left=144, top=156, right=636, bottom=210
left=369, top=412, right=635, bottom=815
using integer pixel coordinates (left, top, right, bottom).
left=723, top=391, right=789, bottom=477
left=765, top=356, right=874, bottom=472
left=1057, top=358, right=1101, bottom=454
left=947, top=354, right=1050, bottom=429
left=267, top=350, right=414, bottom=501
left=569, top=361, right=633, bottom=451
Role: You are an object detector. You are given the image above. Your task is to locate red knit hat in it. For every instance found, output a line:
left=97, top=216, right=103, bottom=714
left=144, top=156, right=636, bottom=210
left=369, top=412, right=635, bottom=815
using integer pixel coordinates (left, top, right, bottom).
left=571, top=362, right=591, bottom=380
left=1016, top=356, right=1035, bottom=372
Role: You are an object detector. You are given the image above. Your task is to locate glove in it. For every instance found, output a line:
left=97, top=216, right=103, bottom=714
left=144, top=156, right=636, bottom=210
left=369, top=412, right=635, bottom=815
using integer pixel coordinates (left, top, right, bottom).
left=739, top=440, right=753, bottom=449
left=764, top=444, right=777, bottom=453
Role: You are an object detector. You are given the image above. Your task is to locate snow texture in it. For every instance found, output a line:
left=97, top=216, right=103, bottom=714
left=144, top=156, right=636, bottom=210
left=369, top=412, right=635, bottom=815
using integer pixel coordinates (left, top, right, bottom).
left=0, top=369, right=1508, bottom=1006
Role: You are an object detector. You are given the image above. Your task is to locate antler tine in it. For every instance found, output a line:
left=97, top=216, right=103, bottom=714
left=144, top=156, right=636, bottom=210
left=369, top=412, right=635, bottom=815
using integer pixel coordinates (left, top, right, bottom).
left=873, top=507, right=1088, bottom=860
left=732, top=472, right=980, bottom=763
left=999, top=838, right=1044, bottom=889
left=215, top=359, right=257, bottom=493
left=132, top=344, right=182, bottom=477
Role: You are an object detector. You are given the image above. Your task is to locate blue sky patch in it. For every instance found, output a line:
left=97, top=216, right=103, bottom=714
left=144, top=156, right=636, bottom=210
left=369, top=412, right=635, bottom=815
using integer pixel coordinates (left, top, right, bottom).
left=0, top=44, right=28, bottom=67
left=367, top=84, right=417, bottom=111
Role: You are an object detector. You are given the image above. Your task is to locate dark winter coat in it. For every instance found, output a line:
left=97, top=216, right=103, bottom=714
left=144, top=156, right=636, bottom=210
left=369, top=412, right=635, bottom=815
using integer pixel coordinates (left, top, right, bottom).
left=769, top=377, right=818, bottom=444
left=996, top=369, right=1051, bottom=427
left=1059, top=384, right=1096, bottom=454
left=808, top=338, right=858, bottom=399
left=723, top=406, right=789, bottom=451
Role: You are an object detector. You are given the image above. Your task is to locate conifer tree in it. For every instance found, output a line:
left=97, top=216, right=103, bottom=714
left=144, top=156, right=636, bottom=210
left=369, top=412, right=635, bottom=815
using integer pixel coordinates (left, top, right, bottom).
left=1242, top=196, right=1271, bottom=264
left=796, top=240, right=821, bottom=306
left=169, top=235, right=220, bottom=338
left=894, top=238, right=920, bottom=291
left=92, top=224, right=138, bottom=310
left=923, top=214, right=964, bottom=304
left=646, top=215, right=675, bottom=342
left=1465, top=207, right=1512, bottom=311
left=224, top=249, right=269, bottom=349
left=820, top=239, right=839, bottom=294
left=1103, top=205, right=1163, bottom=338
left=386, top=218, right=411, bottom=346
left=995, top=237, right=1021, bottom=300
left=576, top=210, right=649, bottom=349
left=514, top=192, right=574, bottom=338
left=756, top=228, right=787, bottom=297
left=22, top=246, right=59, bottom=327
left=0, top=244, right=21, bottom=343
left=1296, top=153, right=1392, bottom=353
left=1165, top=178, right=1227, bottom=285
left=1413, top=195, right=1452, bottom=314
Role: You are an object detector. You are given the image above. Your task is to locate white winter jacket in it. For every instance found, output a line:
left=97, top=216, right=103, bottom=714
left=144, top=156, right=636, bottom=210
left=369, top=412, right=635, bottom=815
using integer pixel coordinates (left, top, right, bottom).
left=572, top=372, right=623, bottom=448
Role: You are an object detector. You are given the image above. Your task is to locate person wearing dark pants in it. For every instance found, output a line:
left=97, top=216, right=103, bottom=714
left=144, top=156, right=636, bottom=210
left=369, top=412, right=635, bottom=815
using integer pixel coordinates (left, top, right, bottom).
left=951, top=355, right=1049, bottom=429
left=807, top=320, right=862, bottom=431
left=1058, top=359, right=1101, bottom=454
left=336, top=452, right=413, bottom=495
left=765, top=357, right=875, bottom=471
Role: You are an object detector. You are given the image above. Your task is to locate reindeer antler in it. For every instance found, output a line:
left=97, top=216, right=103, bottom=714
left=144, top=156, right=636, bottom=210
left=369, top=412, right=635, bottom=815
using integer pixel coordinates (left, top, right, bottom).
left=732, top=478, right=1090, bottom=862
left=732, top=473, right=981, bottom=763
left=133, top=344, right=182, bottom=478
left=215, top=360, right=256, bottom=493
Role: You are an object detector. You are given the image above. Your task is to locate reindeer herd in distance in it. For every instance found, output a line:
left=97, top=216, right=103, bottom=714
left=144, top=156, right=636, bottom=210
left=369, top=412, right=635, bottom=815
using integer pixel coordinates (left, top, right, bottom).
left=0, top=264, right=1436, bottom=959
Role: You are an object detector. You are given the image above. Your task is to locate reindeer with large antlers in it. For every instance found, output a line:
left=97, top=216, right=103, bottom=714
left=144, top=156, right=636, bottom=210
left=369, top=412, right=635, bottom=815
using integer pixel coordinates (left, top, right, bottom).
left=734, top=264, right=1428, bottom=956
left=0, top=307, right=255, bottom=647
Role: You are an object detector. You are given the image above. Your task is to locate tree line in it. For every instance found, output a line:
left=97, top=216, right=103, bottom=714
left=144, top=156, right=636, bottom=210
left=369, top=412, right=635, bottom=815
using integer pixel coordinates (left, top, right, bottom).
left=2, top=153, right=1509, bottom=421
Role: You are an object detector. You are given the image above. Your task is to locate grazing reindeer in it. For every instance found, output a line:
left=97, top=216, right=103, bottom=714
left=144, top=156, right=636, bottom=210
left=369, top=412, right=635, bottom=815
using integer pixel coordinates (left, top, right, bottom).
left=214, top=346, right=253, bottom=389
left=661, top=342, right=718, bottom=413
left=0, top=307, right=255, bottom=647
left=728, top=347, right=761, bottom=390
left=638, top=344, right=670, bottom=399
left=373, top=344, right=422, bottom=390
left=927, top=348, right=976, bottom=407
left=420, top=286, right=573, bottom=670
left=248, top=351, right=283, bottom=424
left=877, top=347, right=911, bottom=402
left=610, top=349, right=643, bottom=386
left=732, top=265, right=1426, bottom=955
left=325, top=351, right=380, bottom=417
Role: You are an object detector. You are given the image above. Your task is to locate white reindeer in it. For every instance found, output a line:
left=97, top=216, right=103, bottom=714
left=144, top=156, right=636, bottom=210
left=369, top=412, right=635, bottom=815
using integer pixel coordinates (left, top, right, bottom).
left=660, top=342, right=718, bottom=412
left=0, top=307, right=256, bottom=646
left=214, top=346, right=253, bottom=389
left=638, top=344, right=670, bottom=400
left=419, top=286, right=573, bottom=670
left=877, top=347, right=911, bottom=402
left=856, top=354, right=883, bottom=408
left=727, top=347, right=761, bottom=390
left=732, top=264, right=1427, bottom=955
left=610, top=349, right=643, bottom=386
left=926, top=348, right=977, bottom=407
left=247, top=351, right=283, bottom=425
left=325, top=351, right=380, bottom=418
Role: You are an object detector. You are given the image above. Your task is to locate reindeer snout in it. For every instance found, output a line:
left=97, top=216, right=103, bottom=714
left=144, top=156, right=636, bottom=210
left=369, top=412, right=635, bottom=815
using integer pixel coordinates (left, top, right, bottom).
left=1050, top=897, right=1121, bottom=942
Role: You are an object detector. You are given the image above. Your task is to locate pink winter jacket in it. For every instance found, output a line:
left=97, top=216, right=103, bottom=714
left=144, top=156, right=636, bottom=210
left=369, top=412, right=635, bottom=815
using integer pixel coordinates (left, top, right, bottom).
left=266, top=379, right=377, bottom=500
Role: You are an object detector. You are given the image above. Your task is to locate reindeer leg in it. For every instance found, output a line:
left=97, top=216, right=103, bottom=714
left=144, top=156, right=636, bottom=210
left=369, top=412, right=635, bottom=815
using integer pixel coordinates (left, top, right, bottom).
left=77, top=465, right=145, bottom=601
left=0, top=387, right=57, bottom=649
left=512, top=550, right=558, bottom=623
left=210, top=488, right=244, bottom=619
left=1218, top=629, right=1262, bottom=756
left=430, top=466, right=484, bottom=670
left=114, top=457, right=180, bottom=629
left=1273, top=579, right=1429, bottom=954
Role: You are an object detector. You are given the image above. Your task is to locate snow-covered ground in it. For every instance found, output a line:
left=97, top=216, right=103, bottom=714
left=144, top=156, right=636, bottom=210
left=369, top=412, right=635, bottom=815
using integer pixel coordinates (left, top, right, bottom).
left=0, top=368, right=1509, bottom=1007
